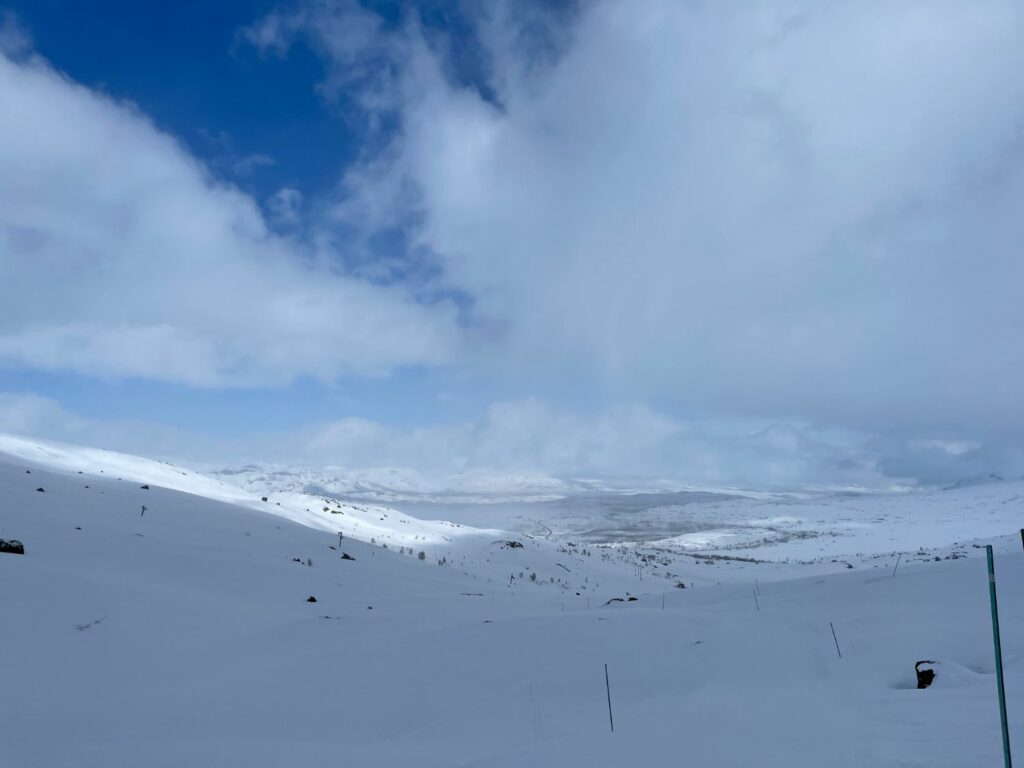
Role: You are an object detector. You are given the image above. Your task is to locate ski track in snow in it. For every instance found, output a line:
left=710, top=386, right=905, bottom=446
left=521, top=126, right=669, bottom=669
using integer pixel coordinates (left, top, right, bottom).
left=2, top=432, right=1024, bottom=767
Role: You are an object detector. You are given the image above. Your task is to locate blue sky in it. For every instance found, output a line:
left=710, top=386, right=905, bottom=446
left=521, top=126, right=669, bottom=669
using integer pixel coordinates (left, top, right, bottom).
left=6, top=1, right=348, bottom=198
left=1, top=1, right=1023, bottom=487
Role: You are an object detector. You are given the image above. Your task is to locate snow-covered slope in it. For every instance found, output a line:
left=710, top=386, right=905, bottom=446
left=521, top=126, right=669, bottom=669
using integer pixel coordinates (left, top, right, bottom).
left=0, top=433, right=490, bottom=547
left=208, top=461, right=609, bottom=503
left=3, top=434, right=1024, bottom=767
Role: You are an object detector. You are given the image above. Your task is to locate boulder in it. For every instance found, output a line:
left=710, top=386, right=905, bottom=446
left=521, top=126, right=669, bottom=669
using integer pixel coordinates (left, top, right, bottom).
left=916, top=660, right=937, bottom=689
left=0, top=539, right=25, bottom=555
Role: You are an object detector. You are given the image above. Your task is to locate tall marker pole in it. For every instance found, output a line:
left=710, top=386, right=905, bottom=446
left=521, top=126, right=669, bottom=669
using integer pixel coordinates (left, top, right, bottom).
left=986, top=545, right=1012, bottom=768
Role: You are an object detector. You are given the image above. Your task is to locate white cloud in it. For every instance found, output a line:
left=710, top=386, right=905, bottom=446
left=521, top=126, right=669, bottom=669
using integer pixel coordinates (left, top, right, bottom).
left=281, top=0, right=1024, bottom=439
left=298, top=399, right=892, bottom=488
left=4, top=3, right=1023, bottom=488
left=0, top=10, right=31, bottom=59
left=0, top=48, right=458, bottom=386
left=6, top=389, right=1020, bottom=488
left=267, top=186, right=303, bottom=226
left=0, top=392, right=208, bottom=459
left=0, top=391, right=884, bottom=487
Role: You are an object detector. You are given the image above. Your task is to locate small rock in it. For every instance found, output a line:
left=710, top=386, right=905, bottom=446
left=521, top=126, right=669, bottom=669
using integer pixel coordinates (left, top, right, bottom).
left=0, top=539, right=25, bottom=555
left=340, top=552, right=356, bottom=561
left=261, top=497, right=268, bottom=502
left=35, top=487, right=45, bottom=493
left=306, top=596, right=318, bottom=603
left=140, top=485, right=150, bottom=490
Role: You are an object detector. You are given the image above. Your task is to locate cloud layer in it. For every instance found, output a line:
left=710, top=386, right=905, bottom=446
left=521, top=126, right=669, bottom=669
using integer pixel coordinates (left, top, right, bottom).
left=272, top=1, right=1024, bottom=438
left=3, top=3, right=1024, bottom=486
left=4, top=389, right=1019, bottom=489
left=0, top=48, right=457, bottom=386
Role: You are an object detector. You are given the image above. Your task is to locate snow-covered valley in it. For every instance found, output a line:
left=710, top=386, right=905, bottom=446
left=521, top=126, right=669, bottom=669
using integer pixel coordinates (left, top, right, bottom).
left=3, top=433, right=1024, bottom=766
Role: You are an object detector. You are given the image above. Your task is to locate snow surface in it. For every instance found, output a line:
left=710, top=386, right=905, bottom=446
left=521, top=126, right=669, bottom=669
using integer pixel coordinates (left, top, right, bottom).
left=3, top=433, right=1024, bottom=766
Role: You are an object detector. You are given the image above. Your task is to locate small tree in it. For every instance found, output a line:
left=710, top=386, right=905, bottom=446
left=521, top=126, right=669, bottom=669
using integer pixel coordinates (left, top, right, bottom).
left=418, top=551, right=426, bottom=561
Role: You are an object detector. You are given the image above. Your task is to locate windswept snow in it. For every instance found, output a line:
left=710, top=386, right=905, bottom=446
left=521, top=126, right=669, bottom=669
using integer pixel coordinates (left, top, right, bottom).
left=3, top=433, right=1024, bottom=767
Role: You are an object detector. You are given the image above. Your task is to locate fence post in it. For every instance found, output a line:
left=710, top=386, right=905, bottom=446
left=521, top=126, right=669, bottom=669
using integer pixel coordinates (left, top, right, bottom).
left=986, top=545, right=1012, bottom=768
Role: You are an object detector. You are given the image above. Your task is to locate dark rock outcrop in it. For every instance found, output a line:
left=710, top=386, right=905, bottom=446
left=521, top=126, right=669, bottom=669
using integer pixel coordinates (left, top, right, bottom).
left=916, top=660, right=937, bottom=689
left=0, top=539, right=25, bottom=555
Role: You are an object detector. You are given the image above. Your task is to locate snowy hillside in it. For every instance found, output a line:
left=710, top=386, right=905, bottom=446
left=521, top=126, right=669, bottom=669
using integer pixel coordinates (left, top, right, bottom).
left=0, top=434, right=491, bottom=548
left=3, top=434, right=1024, bottom=766
left=207, top=461, right=628, bottom=503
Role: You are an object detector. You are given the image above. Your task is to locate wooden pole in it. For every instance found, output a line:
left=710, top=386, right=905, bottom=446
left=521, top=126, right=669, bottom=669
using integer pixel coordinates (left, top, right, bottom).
left=892, top=552, right=902, bottom=577
left=986, top=545, right=1013, bottom=768
left=753, top=589, right=760, bottom=612
left=830, top=621, right=842, bottom=658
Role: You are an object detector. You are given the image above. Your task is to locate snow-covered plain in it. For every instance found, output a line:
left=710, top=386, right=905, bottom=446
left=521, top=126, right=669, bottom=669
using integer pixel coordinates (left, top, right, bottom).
left=3, top=433, right=1024, bottom=766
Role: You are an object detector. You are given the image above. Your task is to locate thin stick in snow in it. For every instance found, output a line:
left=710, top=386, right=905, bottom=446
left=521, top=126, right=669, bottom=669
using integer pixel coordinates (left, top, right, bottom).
left=604, top=663, right=615, bottom=732
left=753, top=589, right=760, bottom=612
left=892, top=552, right=902, bottom=577
left=830, top=621, right=842, bottom=658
